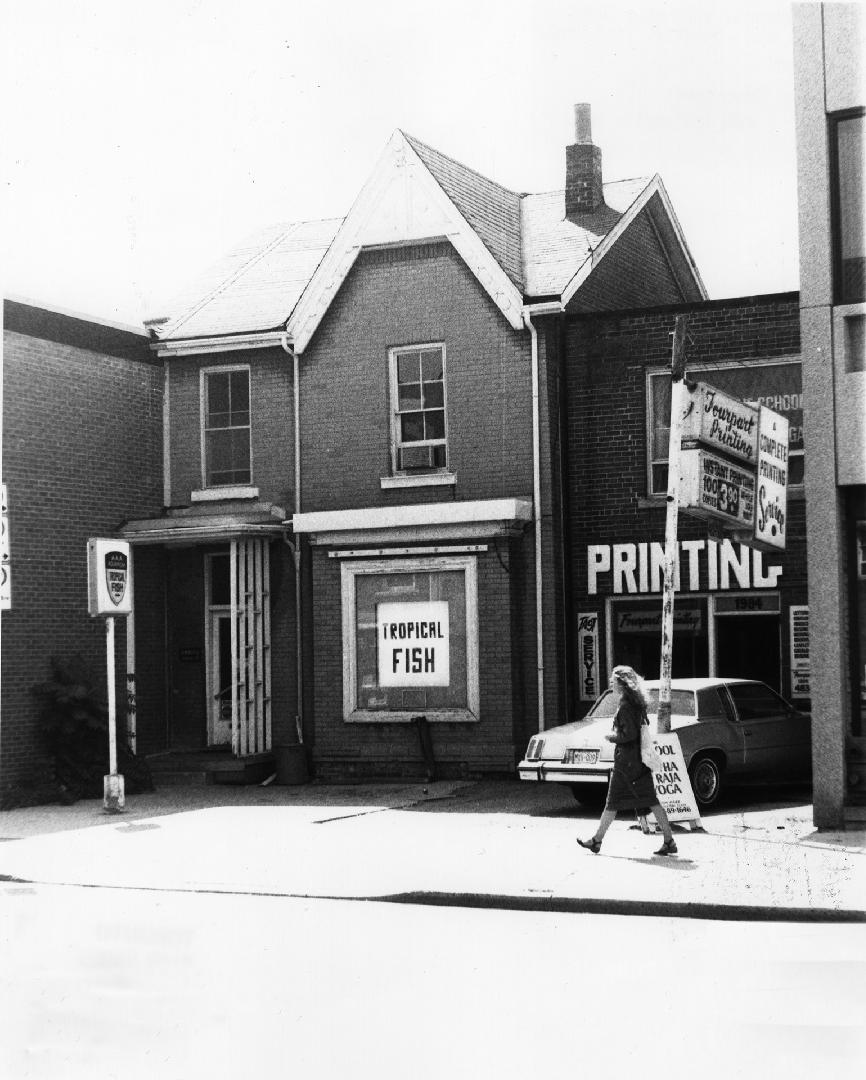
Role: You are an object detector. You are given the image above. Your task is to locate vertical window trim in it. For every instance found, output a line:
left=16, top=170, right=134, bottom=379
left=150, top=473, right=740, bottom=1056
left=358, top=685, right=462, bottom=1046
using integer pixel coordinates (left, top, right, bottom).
left=340, top=555, right=479, bottom=722
left=200, top=364, right=252, bottom=489
left=830, top=108, right=866, bottom=306
left=388, top=343, right=448, bottom=475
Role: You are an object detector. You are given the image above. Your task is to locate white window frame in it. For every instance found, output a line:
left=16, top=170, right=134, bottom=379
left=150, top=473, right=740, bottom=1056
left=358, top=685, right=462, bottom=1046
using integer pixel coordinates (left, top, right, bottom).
left=340, top=555, right=479, bottom=723
left=388, top=343, right=449, bottom=476
left=200, top=364, right=252, bottom=489
left=645, top=357, right=805, bottom=498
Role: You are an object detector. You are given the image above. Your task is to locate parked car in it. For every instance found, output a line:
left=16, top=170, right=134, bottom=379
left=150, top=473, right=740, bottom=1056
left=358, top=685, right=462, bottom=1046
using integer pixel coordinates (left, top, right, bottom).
left=518, top=678, right=811, bottom=809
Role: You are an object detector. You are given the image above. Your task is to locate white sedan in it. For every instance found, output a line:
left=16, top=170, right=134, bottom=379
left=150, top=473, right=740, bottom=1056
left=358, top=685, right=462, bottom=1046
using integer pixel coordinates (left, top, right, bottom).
left=518, top=677, right=811, bottom=809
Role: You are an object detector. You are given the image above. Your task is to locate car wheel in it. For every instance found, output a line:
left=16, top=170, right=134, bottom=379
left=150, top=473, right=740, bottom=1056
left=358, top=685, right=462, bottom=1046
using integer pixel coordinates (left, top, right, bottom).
left=571, top=784, right=607, bottom=808
left=688, top=754, right=723, bottom=808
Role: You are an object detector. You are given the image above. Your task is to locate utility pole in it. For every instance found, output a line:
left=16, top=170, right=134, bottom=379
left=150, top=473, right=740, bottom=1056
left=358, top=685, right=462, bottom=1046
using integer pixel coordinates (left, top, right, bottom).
left=657, top=315, right=688, bottom=735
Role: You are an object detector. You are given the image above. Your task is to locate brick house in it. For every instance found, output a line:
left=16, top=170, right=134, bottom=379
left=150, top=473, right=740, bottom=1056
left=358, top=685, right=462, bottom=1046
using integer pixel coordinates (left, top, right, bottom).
left=1, top=298, right=162, bottom=806
left=552, top=294, right=807, bottom=724
left=123, top=106, right=706, bottom=780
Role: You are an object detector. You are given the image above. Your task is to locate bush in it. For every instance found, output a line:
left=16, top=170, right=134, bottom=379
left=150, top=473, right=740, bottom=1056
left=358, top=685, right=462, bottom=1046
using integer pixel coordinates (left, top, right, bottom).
left=32, top=655, right=153, bottom=803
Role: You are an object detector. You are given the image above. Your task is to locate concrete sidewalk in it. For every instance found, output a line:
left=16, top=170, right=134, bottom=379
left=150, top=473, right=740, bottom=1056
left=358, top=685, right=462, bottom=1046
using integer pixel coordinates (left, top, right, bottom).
left=1, top=780, right=864, bottom=921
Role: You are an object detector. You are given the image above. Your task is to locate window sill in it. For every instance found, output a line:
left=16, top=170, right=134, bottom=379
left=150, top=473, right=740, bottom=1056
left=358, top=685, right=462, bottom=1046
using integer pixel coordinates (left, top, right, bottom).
left=191, top=486, right=260, bottom=502
left=380, top=472, right=457, bottom=490
left=344, top=708, right=478, bottom=723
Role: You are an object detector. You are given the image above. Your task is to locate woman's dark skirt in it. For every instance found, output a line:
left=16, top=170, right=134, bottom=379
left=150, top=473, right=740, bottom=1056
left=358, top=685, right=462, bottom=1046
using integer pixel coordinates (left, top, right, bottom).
left=605, top=763, right=656, bottom=811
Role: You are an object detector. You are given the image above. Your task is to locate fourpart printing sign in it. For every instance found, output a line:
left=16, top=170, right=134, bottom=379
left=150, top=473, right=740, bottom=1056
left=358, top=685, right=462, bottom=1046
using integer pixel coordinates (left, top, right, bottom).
left=377, top=601, right=450, bottom=687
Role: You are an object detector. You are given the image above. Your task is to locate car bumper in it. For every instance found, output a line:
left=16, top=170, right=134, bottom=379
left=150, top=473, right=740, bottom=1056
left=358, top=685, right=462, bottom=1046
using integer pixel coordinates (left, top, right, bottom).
left=517, top=761, right=611, bottom=785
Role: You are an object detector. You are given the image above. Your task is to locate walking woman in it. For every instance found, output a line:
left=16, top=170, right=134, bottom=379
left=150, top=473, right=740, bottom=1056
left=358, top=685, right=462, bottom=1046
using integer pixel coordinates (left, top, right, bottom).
left=577, top=665, right=678, bottom=856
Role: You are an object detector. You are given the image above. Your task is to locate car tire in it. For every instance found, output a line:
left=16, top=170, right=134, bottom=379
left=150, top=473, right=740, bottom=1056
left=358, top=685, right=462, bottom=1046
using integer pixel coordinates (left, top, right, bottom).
left=571, top=784, right=607, bottom=808
left=688, top=753, right=724, bottom=808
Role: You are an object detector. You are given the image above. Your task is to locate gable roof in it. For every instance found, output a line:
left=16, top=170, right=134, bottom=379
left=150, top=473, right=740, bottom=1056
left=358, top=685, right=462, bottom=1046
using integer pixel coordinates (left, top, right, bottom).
left=151, top=129, right=704, bottom=351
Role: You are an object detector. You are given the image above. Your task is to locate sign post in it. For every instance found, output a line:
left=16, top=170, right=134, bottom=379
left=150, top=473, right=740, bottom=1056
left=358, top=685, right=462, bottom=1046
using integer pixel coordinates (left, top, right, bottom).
left=652, top=317, right=704, bottom=833
left=87, top=539, right=132, bottom=813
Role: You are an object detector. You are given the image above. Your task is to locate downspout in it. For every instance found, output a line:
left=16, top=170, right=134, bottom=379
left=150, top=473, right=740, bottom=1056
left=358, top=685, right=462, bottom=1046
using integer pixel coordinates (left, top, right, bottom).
left=522, top=302, right=563, bottom=732
left=281, top=333, right=304, bottom=744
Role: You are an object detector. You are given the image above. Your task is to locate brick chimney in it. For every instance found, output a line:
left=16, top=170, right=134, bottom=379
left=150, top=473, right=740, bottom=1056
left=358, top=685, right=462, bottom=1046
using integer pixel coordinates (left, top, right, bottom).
left=565, top=103, right=604, bottom=217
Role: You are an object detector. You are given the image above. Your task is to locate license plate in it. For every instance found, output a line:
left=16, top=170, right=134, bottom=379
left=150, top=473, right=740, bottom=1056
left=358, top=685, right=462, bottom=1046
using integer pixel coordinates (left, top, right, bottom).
left=567, top=749, right=598, bottom=765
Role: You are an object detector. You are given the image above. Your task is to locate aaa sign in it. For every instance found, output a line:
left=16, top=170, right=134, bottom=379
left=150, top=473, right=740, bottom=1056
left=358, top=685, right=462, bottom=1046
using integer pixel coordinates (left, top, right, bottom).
left=377, top=601, right=450, bottom=687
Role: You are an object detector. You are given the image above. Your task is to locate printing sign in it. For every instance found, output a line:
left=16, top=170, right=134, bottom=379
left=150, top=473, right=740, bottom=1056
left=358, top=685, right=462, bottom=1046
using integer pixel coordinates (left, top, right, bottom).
left=754, top=405, right=790, bottom=551
left=576, top=613, right=599, bottom=701
left=680, top=448, right=756, bottom=528
left=377, top=601, right=449, bottom=687
left=681, top=382, right=759, bottom=465
left=87, top=538, right=132, bottom=616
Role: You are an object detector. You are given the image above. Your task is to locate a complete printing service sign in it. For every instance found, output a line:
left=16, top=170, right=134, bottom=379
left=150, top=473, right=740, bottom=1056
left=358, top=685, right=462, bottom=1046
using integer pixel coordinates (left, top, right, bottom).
left=377, top=601, right=450, bottom=687
left=754, top=405, right=790, bottom=551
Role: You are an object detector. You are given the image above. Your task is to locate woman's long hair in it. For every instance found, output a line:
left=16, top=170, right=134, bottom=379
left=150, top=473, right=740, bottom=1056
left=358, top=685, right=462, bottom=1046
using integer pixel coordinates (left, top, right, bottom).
left=611, top=664, right=650, bottom=714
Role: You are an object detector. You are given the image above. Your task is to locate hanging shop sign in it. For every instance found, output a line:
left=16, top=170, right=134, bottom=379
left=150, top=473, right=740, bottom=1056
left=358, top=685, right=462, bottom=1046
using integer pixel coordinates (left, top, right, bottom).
left=87, top=539, right=132, bottom=617
left=377, top=600, right=450, bottom=687
left=587, top=539, right=782, bottom=595
left=680, top=448, right=756, bottom=528
left=753, top=406, right=790, bottom=551
left=681, top=383, right=759, bottom=465
left=789, top=605, right=810, bottom=700
left=577, top=613, right=600, bottom=701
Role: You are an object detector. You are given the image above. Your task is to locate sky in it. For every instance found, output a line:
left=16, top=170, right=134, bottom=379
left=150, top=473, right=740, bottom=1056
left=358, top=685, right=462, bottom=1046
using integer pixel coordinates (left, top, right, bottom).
left=2, top=0, right=806, bottom=330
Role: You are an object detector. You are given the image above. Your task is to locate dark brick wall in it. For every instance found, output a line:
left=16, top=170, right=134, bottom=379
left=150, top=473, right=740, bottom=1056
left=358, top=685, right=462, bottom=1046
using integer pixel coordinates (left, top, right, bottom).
left=568, top=203, right=688, bottom=312
left=300, top=242, right=534, bottom=510
left=167, top=347, right=294, bottom=509
left=562, top=294, right=808, bottom=710
left=1, top=312, right=163, bottom=805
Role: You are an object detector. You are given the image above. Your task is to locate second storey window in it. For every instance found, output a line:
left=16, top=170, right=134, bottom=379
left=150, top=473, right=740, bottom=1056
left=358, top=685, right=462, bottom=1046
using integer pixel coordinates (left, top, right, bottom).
left=832, top=110, right=865, bottom=305
left=390, top=344, right=447, bottom=473
left=202, top=367, right=251, bottom=487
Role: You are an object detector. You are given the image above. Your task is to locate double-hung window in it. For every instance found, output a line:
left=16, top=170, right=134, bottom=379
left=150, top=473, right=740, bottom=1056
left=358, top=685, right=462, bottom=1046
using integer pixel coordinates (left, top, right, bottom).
left=389, top=344, right=447, bottom=473
left=202, top=366, right=251, bottom=488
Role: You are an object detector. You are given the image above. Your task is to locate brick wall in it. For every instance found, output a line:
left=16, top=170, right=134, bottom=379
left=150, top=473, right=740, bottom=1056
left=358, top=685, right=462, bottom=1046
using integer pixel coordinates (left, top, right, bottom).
left=167, top=348, right=294, bottom=509
left=562, top=294, right=807, bottom=709
left=1, top=305, right=163, bottom=805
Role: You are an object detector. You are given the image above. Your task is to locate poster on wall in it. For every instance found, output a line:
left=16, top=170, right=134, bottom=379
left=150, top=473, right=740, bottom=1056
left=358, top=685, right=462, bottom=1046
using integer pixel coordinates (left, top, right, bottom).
left=789, top=605, right=810, bottom=699
left=377, top=600, right=450, bottom=687
left=577, top=613, right=600, bottom=701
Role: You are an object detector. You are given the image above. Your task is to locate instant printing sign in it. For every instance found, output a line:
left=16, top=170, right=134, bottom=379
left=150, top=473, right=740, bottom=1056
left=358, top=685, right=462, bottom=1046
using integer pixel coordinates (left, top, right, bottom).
left=377, top=601, right=450, bottom=687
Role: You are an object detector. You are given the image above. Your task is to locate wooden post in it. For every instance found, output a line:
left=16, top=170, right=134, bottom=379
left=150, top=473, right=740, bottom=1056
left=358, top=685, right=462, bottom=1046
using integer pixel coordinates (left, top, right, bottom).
left=657, top=316, right=688, bottom=736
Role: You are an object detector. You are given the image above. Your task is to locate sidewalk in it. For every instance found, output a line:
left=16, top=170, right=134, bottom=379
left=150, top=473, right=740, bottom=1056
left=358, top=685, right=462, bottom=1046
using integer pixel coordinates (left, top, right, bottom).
left=1, top=780, right=864, bottom=921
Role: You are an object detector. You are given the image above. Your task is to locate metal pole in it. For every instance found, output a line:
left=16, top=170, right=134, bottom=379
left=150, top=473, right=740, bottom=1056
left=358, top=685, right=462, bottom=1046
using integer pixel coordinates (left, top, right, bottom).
left=658, top=316, right=688, bottom=735
left=103, top=615, right=125, bottom=812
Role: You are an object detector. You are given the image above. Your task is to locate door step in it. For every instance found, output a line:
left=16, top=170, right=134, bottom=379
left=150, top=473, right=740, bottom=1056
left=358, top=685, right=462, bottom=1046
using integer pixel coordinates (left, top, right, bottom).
left=147, top=751, right=274, bottom=787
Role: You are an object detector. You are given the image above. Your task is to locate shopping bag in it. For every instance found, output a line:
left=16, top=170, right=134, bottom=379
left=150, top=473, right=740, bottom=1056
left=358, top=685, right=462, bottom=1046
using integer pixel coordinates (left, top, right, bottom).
left=640, top=718, right=663, bottom=772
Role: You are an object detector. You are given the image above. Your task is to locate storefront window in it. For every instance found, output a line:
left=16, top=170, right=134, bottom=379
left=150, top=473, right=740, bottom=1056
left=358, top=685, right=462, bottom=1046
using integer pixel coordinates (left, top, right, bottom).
left=648, top=360, right=804, bottom=495
left=340, top=555, right=478, bottom=721
left=832, top=111, right=865, bottom=305
left=609, top=597, right=709, bottom=679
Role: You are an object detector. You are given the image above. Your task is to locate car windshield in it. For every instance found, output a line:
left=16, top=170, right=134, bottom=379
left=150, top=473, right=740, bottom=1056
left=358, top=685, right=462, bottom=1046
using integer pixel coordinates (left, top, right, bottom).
left=589, top=689, right=696, bottom=718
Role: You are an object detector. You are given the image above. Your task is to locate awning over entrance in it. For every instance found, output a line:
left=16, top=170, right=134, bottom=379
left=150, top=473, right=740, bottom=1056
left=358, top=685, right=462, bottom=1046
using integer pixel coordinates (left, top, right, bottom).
left=120, top=501, right=288, bottom=546
left=291, top=497, right=533, bottom=545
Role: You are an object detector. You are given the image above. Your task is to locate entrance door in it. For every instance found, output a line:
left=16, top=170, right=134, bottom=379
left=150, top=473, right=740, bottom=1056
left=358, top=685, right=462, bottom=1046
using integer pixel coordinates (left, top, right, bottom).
left=716, top=613, right=781, bottom=690
left=208, top=611, right=233, bottom=746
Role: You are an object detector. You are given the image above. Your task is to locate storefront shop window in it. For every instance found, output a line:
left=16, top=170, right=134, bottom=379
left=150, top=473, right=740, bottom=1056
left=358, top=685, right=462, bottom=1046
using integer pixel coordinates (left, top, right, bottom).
left=340, top=555, right=478, bottom=722
left=389, top=344, right=448, bottom=474
left=609, top=597, right=709, bottom=679
left=647, top=360, right=804, bottom=496
left=201, top=366, right=251, bottom=487
left=831, top=111, right=865, bottom=305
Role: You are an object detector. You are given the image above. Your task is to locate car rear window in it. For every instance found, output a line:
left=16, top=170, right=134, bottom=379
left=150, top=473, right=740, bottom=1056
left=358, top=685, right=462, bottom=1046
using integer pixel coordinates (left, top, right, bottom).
left=696, top=686, right=728, bottom=720
left=645, top=690, right=696, bottom=717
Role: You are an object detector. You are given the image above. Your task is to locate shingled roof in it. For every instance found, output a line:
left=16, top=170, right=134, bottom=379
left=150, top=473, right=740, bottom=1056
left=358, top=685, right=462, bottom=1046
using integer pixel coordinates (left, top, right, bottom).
left=150, top=131, right=683, bottom=344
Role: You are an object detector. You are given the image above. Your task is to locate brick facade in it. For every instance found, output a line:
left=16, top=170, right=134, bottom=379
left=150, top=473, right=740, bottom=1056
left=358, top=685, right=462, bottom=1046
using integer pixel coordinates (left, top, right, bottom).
left=559, top=294, right=807, bottom=714
left=1, top=301, right=163, bottom=806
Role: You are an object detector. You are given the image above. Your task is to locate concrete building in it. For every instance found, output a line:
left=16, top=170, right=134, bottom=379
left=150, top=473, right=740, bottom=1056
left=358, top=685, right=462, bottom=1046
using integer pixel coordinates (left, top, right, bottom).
left=793, top=3, right=865, bottom=826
